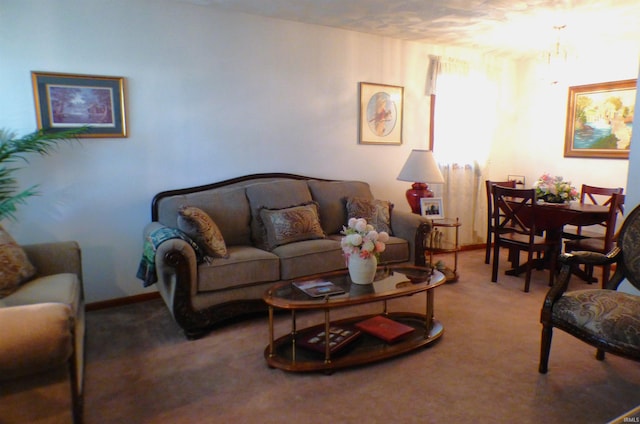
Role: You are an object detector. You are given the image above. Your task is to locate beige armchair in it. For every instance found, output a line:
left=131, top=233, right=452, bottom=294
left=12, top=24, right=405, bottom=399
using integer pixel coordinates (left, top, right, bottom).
left=0, top=241, right=84, bottom=424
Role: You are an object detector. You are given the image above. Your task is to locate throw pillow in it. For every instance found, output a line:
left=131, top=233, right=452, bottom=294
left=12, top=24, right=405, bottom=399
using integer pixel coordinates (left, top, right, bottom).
left=177, top=206, right=229, bottom=258
left=346, top=197, right=393, bottom=235
left=0, top=226, right=37, bottom=298
left=259, top=202, right=326, bottom=250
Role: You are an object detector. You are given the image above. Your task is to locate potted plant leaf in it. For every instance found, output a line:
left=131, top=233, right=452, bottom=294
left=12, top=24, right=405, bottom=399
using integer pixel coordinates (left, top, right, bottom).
left=0, top=127, right=87, bottom=221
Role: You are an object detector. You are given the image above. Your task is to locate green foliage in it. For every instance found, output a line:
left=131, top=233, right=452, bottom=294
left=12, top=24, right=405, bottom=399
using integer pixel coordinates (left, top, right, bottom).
left=0, top=127, right=87, bottom=221
left=592, top=134, right=619, bottom=150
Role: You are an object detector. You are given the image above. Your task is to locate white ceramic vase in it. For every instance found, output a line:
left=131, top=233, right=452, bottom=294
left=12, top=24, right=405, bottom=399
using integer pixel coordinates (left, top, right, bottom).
left=348, top=254, right=377, bottom=285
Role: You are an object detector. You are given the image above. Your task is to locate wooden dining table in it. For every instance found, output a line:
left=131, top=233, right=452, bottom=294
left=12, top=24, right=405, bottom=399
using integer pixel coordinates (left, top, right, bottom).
left=504, top=201, right=610, bottom=279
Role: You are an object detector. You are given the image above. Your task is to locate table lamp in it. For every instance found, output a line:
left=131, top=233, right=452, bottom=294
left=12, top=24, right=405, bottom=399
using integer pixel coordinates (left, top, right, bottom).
left=397, top=149, right=445, bottom=214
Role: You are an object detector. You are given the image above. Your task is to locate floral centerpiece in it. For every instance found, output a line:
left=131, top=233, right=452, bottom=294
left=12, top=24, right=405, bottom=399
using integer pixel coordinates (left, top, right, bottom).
left=341, top=217, right=389, bottom=259
left=533, top=173, right=579, bottom=203
left=341, top=218, right=389, bottom=284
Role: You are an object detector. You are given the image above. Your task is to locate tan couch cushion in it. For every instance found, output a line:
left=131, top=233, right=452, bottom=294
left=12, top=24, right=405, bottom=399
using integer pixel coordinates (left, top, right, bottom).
left=0, top=226, right=36, bottom=299
left=196, top=246, right=280, bottom=292
left=0, top=303, right=73, bottom=380
left=178, top=206, right=229, bottom=258
left=272, top=239, right=345, bottom=280
left=2, top=273, right=82, bottom=316
left=156, top=186, right=251, bottom=246
left=307, top=180, right=374, bottom=235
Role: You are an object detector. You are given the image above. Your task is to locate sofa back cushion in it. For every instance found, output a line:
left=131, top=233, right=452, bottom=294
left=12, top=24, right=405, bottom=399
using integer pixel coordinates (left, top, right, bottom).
left=156, top=187, right=251, bottom=246
left=246, top=180, right=313, bottom=249
left=307, top=180, right=374, bottom=235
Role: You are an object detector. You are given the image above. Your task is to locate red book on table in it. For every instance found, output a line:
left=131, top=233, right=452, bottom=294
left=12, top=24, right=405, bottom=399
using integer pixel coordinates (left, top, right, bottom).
left=355, top=315, right=415, bottom=343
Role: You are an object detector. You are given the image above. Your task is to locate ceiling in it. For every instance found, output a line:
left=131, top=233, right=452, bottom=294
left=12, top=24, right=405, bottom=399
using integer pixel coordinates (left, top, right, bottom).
left=180, top=0, right=640, bottom=58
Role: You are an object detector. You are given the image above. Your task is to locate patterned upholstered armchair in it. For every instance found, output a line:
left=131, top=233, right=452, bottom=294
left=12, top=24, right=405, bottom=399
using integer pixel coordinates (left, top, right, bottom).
left=539, top=203, right=640, bottom=373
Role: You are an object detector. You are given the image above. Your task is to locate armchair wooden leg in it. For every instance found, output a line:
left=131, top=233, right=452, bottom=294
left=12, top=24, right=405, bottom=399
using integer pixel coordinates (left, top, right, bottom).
left=539, top=325, right=553, bottom=373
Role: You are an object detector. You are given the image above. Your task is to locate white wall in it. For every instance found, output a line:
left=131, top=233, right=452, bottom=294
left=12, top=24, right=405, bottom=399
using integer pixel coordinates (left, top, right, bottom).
left=0, top=0, right=448, bottom=302
left=2, top=0, right=637, bottom=302
left=488, top=54, right=637, bottom=194
left=625, top=61, right=640, bottom=209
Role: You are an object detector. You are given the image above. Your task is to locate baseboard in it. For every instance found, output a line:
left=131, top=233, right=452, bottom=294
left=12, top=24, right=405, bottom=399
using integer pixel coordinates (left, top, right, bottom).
left=88, top=246, right=487, bottom=311
left=87, top=292, right=160, bottom=311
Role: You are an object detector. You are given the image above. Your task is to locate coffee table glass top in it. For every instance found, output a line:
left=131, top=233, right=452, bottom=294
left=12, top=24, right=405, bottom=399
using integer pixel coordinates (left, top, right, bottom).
left=264, top=265, right=445, bottom=310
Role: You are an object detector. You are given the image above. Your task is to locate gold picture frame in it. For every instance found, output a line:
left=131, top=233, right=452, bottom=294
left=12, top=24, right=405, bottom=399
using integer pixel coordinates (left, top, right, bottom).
left=358, top=82, right=403, bottom=145
left=563, top=79, right=636, bottom=159
left=32, top=71, right=127, bottom=138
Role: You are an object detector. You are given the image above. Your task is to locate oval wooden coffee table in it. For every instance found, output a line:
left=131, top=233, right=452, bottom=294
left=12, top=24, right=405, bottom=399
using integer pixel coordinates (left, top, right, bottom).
left=263, top=265, right=446, bottom=373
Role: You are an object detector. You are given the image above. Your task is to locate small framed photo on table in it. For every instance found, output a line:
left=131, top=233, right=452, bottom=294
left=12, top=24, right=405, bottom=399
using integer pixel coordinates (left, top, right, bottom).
left=420, top=197, right=444, bottom=219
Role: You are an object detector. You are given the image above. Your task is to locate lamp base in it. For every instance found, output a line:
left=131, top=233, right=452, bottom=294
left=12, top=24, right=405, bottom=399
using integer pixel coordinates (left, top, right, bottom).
left=406, top=182, right=434, bottom=215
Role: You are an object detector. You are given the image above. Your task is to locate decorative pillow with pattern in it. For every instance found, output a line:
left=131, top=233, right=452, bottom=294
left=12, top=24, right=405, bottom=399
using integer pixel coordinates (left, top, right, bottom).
left=259, top=202, right=326, bottom=250
left=0, top=226, right=37, bottom=298
left=346, top=197, right=393, bottom=235
left=177, top=206, right=229, bottom=258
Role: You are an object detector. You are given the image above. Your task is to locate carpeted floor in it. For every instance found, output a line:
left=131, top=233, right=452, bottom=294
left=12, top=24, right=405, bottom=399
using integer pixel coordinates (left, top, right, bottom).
left=3, top=249, right=640, bottom=423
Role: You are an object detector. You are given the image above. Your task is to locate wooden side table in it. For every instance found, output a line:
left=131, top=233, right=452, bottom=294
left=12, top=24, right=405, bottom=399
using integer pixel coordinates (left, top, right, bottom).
left=426, top=217, right=461, bottom=282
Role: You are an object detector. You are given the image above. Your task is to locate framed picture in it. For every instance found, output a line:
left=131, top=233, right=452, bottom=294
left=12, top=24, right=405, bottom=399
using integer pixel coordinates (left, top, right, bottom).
left=359, top=82, right=403, bottom=145
left=564, top=79, right=636, bottom=159
left=31, top=71, right=127, bottom=138
left=420, top=197, right=444, bottom=219
left=508, top=175, right=525, bottom=189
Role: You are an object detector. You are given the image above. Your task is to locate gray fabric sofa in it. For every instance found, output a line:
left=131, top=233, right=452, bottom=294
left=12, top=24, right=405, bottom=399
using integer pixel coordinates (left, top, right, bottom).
left=0, top=241, right=84, bottom=423
left=143, top=173, right=431, bottom=338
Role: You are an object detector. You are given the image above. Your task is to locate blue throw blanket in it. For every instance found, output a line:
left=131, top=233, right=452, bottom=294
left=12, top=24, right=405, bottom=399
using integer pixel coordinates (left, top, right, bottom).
left=137, top=226, right=204, bottom=287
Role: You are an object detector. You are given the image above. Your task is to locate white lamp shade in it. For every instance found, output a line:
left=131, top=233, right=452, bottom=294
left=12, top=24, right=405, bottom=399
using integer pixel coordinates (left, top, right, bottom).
left=397, top=149, right=445, bottom=184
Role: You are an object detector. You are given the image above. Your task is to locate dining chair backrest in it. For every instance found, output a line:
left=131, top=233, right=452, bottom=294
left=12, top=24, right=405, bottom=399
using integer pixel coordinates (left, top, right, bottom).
left=603, top=193, right=625, bottom=251
left=491, top=185, right=557, bottom=292
left=484, top=179, right=516, bottom=264
left=492, top=186, right=538, bottom=238
left=564, top=192, right=626, bottom=286
left=577, top=184, right=624, bottom=237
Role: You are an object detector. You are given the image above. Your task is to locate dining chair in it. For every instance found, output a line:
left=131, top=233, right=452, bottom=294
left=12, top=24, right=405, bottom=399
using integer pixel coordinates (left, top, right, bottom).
left=491, top=186, right=558, bottom=292
left=484, top=179, right=516, bottom=264
left=539, top=202, right=640, bottom=373
left=564, top=192, right=625, bottom=286
left=562, top=184, right=624, bottom=240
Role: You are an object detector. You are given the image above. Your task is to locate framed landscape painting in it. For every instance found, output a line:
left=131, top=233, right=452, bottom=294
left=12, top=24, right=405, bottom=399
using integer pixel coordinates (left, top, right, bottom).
left=359, top=82, right=403, bottom=145
left=564, top=79, right=636, bottom=159
left=32, top=71, right=127, bottom=138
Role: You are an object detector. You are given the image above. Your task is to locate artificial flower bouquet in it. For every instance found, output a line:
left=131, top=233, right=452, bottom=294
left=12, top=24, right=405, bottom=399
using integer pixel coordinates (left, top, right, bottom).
left=341, top=217, right=389, bottom=259
left=533, top=173, right=578, bottom=203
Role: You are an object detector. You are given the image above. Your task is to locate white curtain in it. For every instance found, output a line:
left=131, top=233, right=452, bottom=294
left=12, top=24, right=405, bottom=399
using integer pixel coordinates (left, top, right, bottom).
left=429, top=55, right=501, bottom=246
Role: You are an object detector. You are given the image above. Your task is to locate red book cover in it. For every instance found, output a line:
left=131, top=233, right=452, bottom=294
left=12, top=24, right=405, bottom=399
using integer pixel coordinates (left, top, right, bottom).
left=355, top=315, right=415, bottom=343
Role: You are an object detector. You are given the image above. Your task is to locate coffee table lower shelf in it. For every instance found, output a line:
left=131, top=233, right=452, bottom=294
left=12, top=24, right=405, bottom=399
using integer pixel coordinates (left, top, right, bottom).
left=264, top=312, right=443, bottom=373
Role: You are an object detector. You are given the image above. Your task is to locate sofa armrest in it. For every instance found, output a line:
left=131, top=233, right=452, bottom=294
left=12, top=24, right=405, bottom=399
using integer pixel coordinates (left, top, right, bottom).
left=0, top=303, right=73, bottom=380
left=144, top=222, right=203, bottom=334
left=390, top=210, right=432, bottom=265
left=22, top=241, right=83, bottom=283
